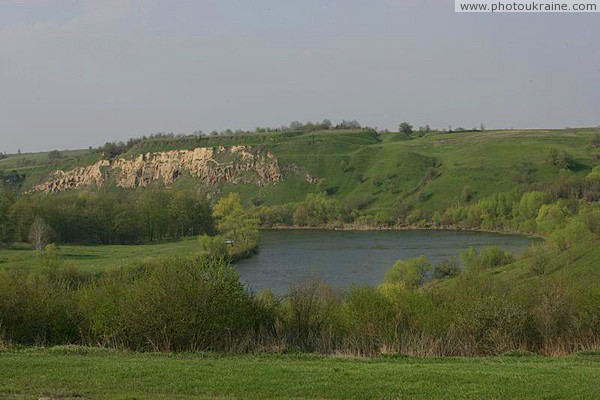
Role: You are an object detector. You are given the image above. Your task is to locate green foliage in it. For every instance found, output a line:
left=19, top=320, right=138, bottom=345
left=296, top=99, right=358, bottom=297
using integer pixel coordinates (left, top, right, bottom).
left=385, top=256, right=431, bottom=288
left=548, top=148, right=576, bottom=170
left=284, top=273, right=339, bottom=352
left=198, top=235, right=229, bottom=260
left=433, top=258, right=461, bottom=280
left=115, top=257, right=259, bottom=351
left=461, top=246, right=515, bottom=269
left=398, top=122, right=414, bottom=138
left=213, top=193, right=259, bottom=258
left=292, top=193, right=346, bottom=227
left=4, top=189, right=213, bottom=245
left=341, top=286, right=395, bottom=353
left=47, top=150, right=62, bottom=161
left=536, top=203, right=570, bottom=234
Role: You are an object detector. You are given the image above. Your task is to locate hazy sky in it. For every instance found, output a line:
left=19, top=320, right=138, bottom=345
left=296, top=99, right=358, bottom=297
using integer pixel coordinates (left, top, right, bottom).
left=1, top=0, right=598, bottom=153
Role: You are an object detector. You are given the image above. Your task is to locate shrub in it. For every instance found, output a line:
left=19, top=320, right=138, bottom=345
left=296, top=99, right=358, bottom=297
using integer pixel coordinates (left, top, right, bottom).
left=198, top=235, right=229, bottom=260
left=341, top=286, right=395, bottom=354
left=284, top=274, right=339, bottom=352
left=526, top=244, right=550, bottom=276
left=433, top=258, right=461, bottom=279
left=461, top=247, right=515, bottom=269
left=385, top=256, right=431, bottom=288
left=478, top=247, right=515, bottom=268
left=116, top=256, right=259, bottom=351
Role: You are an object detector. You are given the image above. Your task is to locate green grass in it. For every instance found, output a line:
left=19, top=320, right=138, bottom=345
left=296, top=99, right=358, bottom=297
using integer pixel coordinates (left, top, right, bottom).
left=5, top=128, right=599, bottom=216
left=0, top=237, right=202, bottom=273
left=0, top=347, right=599, bottom=399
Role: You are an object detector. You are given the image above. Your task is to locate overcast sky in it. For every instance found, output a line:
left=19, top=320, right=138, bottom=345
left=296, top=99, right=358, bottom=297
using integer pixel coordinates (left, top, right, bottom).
left=0, top=0, right=598, bottom=153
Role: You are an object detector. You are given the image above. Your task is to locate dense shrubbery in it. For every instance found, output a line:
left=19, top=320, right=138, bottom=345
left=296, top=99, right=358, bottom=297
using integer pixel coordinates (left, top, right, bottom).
left=1, top=246, right=599, bottom=356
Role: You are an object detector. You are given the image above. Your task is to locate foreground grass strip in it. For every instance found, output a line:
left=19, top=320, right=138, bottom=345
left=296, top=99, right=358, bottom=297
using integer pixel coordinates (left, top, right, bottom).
left=1, top=348, right=600, bottom=399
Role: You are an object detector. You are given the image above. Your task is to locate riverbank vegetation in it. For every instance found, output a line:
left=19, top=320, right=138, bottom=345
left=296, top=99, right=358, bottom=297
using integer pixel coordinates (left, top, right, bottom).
left=0, top=219, right=598, bottom=357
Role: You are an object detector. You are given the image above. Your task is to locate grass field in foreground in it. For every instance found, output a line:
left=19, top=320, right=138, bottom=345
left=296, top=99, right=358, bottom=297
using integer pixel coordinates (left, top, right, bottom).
left=0, top=237, right=201, bottom=273
left=0, top=347, right=599, bottom=399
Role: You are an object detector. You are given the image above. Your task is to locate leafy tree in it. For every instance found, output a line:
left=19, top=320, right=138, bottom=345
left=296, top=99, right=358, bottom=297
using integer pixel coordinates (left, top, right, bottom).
left=515, top=191, right=550, bottom=221
left=213, top=193, right=259, bottom=256
left=138, top=190, right=170, bottom=241
left=548, top=148, right=576, bottom=170
left=28, top=216, right=53, bottom=252
left=48, top=150, right=62, bottom=161
left=536, top=203, right=570, bottom=234
left=0, top=190, right=14, bottom=245
left=398, top=122, right=414, bottom=137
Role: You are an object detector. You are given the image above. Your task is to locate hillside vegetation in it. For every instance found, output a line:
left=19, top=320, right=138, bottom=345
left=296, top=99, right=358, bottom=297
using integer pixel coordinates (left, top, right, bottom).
left=2, top=128, right=598, bottom=214
left=0, top=127, right=599, bottom=358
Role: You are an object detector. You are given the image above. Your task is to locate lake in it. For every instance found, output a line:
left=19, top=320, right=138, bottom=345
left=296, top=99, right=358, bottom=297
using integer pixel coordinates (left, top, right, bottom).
left=235, top=229, right=539, bottom=294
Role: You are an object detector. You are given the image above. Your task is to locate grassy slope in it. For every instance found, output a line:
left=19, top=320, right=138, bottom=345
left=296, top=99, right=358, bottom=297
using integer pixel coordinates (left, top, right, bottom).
left=5, top=128, right=597, bottom=214
left=494, top=237, right=600, bottom=285
left=0, top=347, right=599, bottom=399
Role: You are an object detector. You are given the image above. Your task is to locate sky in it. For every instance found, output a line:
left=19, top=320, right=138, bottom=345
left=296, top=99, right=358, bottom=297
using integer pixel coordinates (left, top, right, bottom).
left=0, top=0, right=599, bottom=153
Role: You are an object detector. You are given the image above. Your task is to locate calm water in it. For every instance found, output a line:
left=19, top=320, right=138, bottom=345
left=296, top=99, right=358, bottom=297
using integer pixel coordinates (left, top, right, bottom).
left=235, top=229, right=539, bottom=294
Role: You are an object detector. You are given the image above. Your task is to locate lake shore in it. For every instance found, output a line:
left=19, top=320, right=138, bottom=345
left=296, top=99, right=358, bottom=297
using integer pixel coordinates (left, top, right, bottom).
left=261, top=224, right=544, bottom=239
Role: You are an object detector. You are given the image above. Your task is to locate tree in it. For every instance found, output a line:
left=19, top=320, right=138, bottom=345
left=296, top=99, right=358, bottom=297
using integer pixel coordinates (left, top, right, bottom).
left=0, top=190, right=14, bottom=245
left=548, top=148, right=576, bottom=170
left=591, top=133, right=600, bottom=148
left=48, top=150, right=62, bottom=161
left=213, top=193, right=259, bottom=255
left=398, top=122, right=414, bottom=137
left=28, top=216, right=52, bottom=253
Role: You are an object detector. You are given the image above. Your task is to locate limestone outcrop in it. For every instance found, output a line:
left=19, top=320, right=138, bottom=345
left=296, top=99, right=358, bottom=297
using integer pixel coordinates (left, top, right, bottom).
left=31, top=146, right=282, bottom=193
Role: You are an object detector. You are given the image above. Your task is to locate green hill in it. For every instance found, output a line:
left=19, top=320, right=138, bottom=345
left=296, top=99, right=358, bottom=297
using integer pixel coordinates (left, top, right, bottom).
left=3, top=127, right=598, bottom=216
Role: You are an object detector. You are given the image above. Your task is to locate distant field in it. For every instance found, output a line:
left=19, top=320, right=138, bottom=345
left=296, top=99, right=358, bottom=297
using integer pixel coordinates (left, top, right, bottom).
left=0, top=347, right=599, bottom=399
left=0, top=237, right=201, bottom=272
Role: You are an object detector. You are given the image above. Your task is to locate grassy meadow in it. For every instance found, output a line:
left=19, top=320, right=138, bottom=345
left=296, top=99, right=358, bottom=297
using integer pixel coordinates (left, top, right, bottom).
left=0, top=237, right=202, bottom=272
left=1, top=347, right=600, bottom=399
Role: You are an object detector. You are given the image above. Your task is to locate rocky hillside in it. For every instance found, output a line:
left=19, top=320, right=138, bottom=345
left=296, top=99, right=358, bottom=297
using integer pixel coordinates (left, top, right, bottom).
left=2, top=127, right=598, bottom=214
left=30, top=145, right=282, bottom=193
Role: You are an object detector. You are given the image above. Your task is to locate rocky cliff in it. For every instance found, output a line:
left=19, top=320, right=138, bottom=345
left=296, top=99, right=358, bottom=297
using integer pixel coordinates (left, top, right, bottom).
left=31, top=146, right=282, bottom=193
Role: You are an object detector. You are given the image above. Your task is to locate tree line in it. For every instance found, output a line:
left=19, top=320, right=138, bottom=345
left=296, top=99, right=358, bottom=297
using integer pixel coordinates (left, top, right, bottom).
left=0, top=189, right=213, bottom=246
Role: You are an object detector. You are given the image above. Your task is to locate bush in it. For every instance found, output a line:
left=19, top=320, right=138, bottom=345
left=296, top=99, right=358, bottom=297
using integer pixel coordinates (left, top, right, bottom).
left=115, top=256, right=259, bottom=351
left=198, top=235, right=229, bottom=260
left=385, top=256, right=431, bottom=288
left=433, top=258, right=461, bottom=279
left=341, top=286, right=395, bottom=354
left=526, top=245, right=550, bottom=276
left=461, top=247, right=515, bottom=269
left=283, top=274, right=339, bottom=352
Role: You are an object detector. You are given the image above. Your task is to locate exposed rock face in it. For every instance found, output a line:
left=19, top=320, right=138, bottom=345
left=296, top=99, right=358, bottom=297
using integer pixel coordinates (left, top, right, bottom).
left=33, top=160, right=111, bottom=193
left=31, top=146, right=282, bottom=193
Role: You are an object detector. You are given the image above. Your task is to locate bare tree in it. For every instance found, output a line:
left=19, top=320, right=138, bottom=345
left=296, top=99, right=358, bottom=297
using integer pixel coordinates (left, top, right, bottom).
left=28, top=217, right=52, bottom=253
